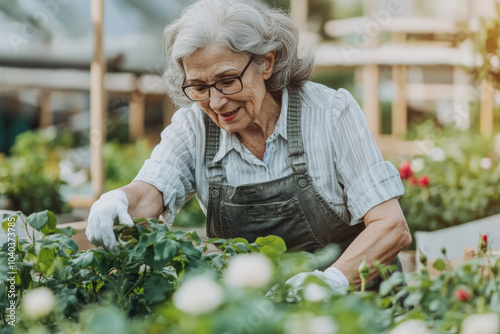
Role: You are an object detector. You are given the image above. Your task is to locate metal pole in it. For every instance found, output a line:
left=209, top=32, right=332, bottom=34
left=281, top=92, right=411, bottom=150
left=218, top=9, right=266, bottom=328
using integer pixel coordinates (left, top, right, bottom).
left=90, top=0, right=105, bottom=200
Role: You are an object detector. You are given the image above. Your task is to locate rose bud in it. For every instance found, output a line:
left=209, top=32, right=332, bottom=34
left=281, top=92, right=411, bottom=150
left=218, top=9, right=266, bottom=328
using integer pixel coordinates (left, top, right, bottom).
left=454, top=287, right=472, bottom=302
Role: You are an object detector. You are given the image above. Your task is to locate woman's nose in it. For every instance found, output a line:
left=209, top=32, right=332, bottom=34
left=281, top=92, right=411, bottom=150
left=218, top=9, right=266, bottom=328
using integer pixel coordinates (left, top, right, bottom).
left=209, top=87, right=228, bottom=111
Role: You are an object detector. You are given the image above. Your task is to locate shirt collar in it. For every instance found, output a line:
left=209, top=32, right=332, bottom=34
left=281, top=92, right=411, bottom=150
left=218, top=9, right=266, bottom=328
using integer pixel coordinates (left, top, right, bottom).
left=213, top=87, right=289, bottom=163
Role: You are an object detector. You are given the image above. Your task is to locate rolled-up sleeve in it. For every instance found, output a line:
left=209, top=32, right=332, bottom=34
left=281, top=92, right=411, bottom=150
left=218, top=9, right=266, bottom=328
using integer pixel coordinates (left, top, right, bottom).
left=133, top=110, right=196, bottom=222
left=330, top=89, right=404, bottom=221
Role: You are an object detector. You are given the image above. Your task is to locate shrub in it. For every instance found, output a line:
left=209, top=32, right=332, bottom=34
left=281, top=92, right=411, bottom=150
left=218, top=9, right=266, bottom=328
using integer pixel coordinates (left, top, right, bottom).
left=1, top=211, right=499, bottom=334
left=0, top=129, right=71, bottom=214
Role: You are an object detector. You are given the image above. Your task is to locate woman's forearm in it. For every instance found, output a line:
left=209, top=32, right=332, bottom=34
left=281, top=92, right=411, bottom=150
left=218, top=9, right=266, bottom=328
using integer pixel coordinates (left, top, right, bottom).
left=332, top=198, right=412, bottom=284
left=120, top=181, right=165, bottom=219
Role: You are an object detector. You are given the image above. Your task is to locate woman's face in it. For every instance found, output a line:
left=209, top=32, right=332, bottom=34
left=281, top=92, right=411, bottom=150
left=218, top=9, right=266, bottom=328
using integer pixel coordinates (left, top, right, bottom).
left=183, top=44, right=275, bottom=134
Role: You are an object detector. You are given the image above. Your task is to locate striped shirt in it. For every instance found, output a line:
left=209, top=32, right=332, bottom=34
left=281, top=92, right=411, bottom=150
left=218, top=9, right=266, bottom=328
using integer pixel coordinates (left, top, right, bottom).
left=134, top=81, right=404, bottom=225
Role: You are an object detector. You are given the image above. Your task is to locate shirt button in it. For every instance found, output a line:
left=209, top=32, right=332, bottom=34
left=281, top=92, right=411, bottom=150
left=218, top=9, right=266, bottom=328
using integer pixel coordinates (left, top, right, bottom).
left=211, top=189, right=220, bottom=197
left=298, top=178, right=307, bottom=188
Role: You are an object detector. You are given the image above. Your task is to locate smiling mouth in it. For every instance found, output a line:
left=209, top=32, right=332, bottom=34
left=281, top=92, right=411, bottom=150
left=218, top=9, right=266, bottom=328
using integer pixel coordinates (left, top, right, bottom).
left=220, top=107, right=240, bottom=117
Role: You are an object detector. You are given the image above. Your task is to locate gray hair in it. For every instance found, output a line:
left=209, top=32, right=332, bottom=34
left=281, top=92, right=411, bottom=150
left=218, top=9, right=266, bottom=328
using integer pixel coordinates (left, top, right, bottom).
left=162, top=0, right=315, bottom=107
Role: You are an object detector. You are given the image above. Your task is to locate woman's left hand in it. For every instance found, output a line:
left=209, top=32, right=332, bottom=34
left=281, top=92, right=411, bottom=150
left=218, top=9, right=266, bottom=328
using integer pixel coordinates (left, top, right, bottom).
left=267, top=267, right=349, bottom=302
left=285, top=266, right=349, bottom=292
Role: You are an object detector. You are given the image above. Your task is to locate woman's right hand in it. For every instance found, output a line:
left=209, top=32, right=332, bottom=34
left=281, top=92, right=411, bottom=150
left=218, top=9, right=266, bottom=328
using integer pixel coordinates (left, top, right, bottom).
left=85, top=189, right=134, bottom=252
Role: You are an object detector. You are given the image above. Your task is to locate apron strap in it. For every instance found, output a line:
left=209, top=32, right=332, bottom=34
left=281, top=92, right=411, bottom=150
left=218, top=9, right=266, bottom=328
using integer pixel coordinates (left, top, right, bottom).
left=286, top=88, right=307, bottom=173
left=204, top=113, right=225, bottom=183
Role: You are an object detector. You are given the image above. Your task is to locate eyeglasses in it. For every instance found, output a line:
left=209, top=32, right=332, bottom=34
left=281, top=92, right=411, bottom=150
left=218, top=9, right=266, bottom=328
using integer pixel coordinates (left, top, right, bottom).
left=182, top=56, right=254, bottom=102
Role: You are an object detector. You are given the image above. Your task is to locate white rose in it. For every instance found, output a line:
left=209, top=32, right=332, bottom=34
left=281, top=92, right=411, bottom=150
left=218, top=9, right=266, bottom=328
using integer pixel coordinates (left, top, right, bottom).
left=390, top=320, right=431, bottom=334
left=480, top=157, right=492, bottom=170
left=172, top=275, right=224, bottom=315
left=411, top=158, right=425, bottom=173
left=303, top=283, right=328, bottom=302
left=224, top=253, right=274, bottom=289
left=22, top=287, right=55, bottom=319
left=460, top=313, right=499, bottom=334
left=429, top=147, right=446, bottom=161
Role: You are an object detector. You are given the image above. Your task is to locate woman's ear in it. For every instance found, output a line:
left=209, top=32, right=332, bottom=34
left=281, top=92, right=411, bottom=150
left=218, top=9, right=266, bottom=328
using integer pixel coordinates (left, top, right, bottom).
left=262, top=50, right=276, bottom=80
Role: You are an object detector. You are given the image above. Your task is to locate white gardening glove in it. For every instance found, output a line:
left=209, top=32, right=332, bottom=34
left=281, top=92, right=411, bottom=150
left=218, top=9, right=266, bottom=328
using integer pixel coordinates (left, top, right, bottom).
left=284, top=267, right=349, bottom=300
left=85, top=189, right=134, bottom=252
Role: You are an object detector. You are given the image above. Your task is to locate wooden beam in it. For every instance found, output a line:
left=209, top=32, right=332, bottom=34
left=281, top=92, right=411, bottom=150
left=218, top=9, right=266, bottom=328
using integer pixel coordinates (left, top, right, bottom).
left=129, top=89, right=146, bottom=140
left=39, top=90, right=53, bottom=129
left=90, top=0, right=105, bottom=200
left=406, top=83, right=475, bottom=101
left=290, top=0, right=308, bottom=31
left=391, top=33, right=407, bottom=138
left=315, top=42, right=475, bottom=67
left=363, top=64, right=380, bottom=137
left=392, top=64, right=407, bottom=138
left=480, top=80, right=494, bottom=138
left=325, top=17, right=457, bottom=38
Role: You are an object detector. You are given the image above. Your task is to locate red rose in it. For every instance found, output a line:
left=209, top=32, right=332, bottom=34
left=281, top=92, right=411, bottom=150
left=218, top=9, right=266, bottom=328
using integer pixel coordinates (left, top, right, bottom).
left=418, top=175, right=429, bottom=187
left=454, top=287, right=472, bottom=302
left=398, top=160, right=413, bottom=180
left=479, top=234, right=488, bottom=253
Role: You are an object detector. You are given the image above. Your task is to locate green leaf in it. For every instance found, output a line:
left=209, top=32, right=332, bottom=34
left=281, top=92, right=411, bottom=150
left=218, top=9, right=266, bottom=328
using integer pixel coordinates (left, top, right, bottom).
left=150, top=220, right=169, bottom=233
left=57, top=226, right=77, bottom=238
left=28, top=210, right=65, bottom=236
left=27, top=210, right=53, bottom=231
left=404, top=291, right=423, bottom=307
left=179, top=241, right=201, bottom=258
left=432, top=258, right=447, bottom=271
left=153, top=238, right=179, bottom=267
left=56, top=287, right=79, bottom=313
left=379, top=271, right=405, bottom=296
left=38, top=244, right=58, bottom=275
left=490, top=291, right=500, bottom=312
left=144, top=274, right=174, bottom=304
left=2, top=215, right=18, bottom=233
left=255, top=235, right=287, bottom=263
left=70, top=251, right=95, bottom=268
left=232, top=242, right=249, bottom=253
left=45, top=234, right=79, bottom=254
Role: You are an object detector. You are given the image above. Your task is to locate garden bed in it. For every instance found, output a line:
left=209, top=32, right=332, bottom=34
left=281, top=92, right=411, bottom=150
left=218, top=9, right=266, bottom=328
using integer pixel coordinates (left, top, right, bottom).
left=1, top=211, right=499, bottom=334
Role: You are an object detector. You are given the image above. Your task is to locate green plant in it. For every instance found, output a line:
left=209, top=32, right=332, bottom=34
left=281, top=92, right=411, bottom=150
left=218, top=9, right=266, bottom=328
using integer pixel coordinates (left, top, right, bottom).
left=393, top=238, right=500, bottom=333
left=1, top=211, right=499, bottom=334
left=0, top=129, right=71, bottom=214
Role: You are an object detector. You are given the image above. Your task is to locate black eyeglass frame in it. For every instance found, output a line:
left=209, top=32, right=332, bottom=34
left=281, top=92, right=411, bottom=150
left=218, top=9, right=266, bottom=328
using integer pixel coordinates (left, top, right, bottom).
left=182, top=56, right=254, bottom=102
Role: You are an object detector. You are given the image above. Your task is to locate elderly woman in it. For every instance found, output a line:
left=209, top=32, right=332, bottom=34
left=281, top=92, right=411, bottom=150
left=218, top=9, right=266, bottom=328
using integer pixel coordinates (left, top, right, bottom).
left=86, top=0, right=411, bottom=290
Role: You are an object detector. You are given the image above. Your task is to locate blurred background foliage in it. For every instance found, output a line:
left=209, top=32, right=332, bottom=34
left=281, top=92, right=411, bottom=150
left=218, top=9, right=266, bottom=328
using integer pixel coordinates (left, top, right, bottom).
left=0, top=129, right=71, bottom=214
left=394, top=121, right=500, bottom=249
